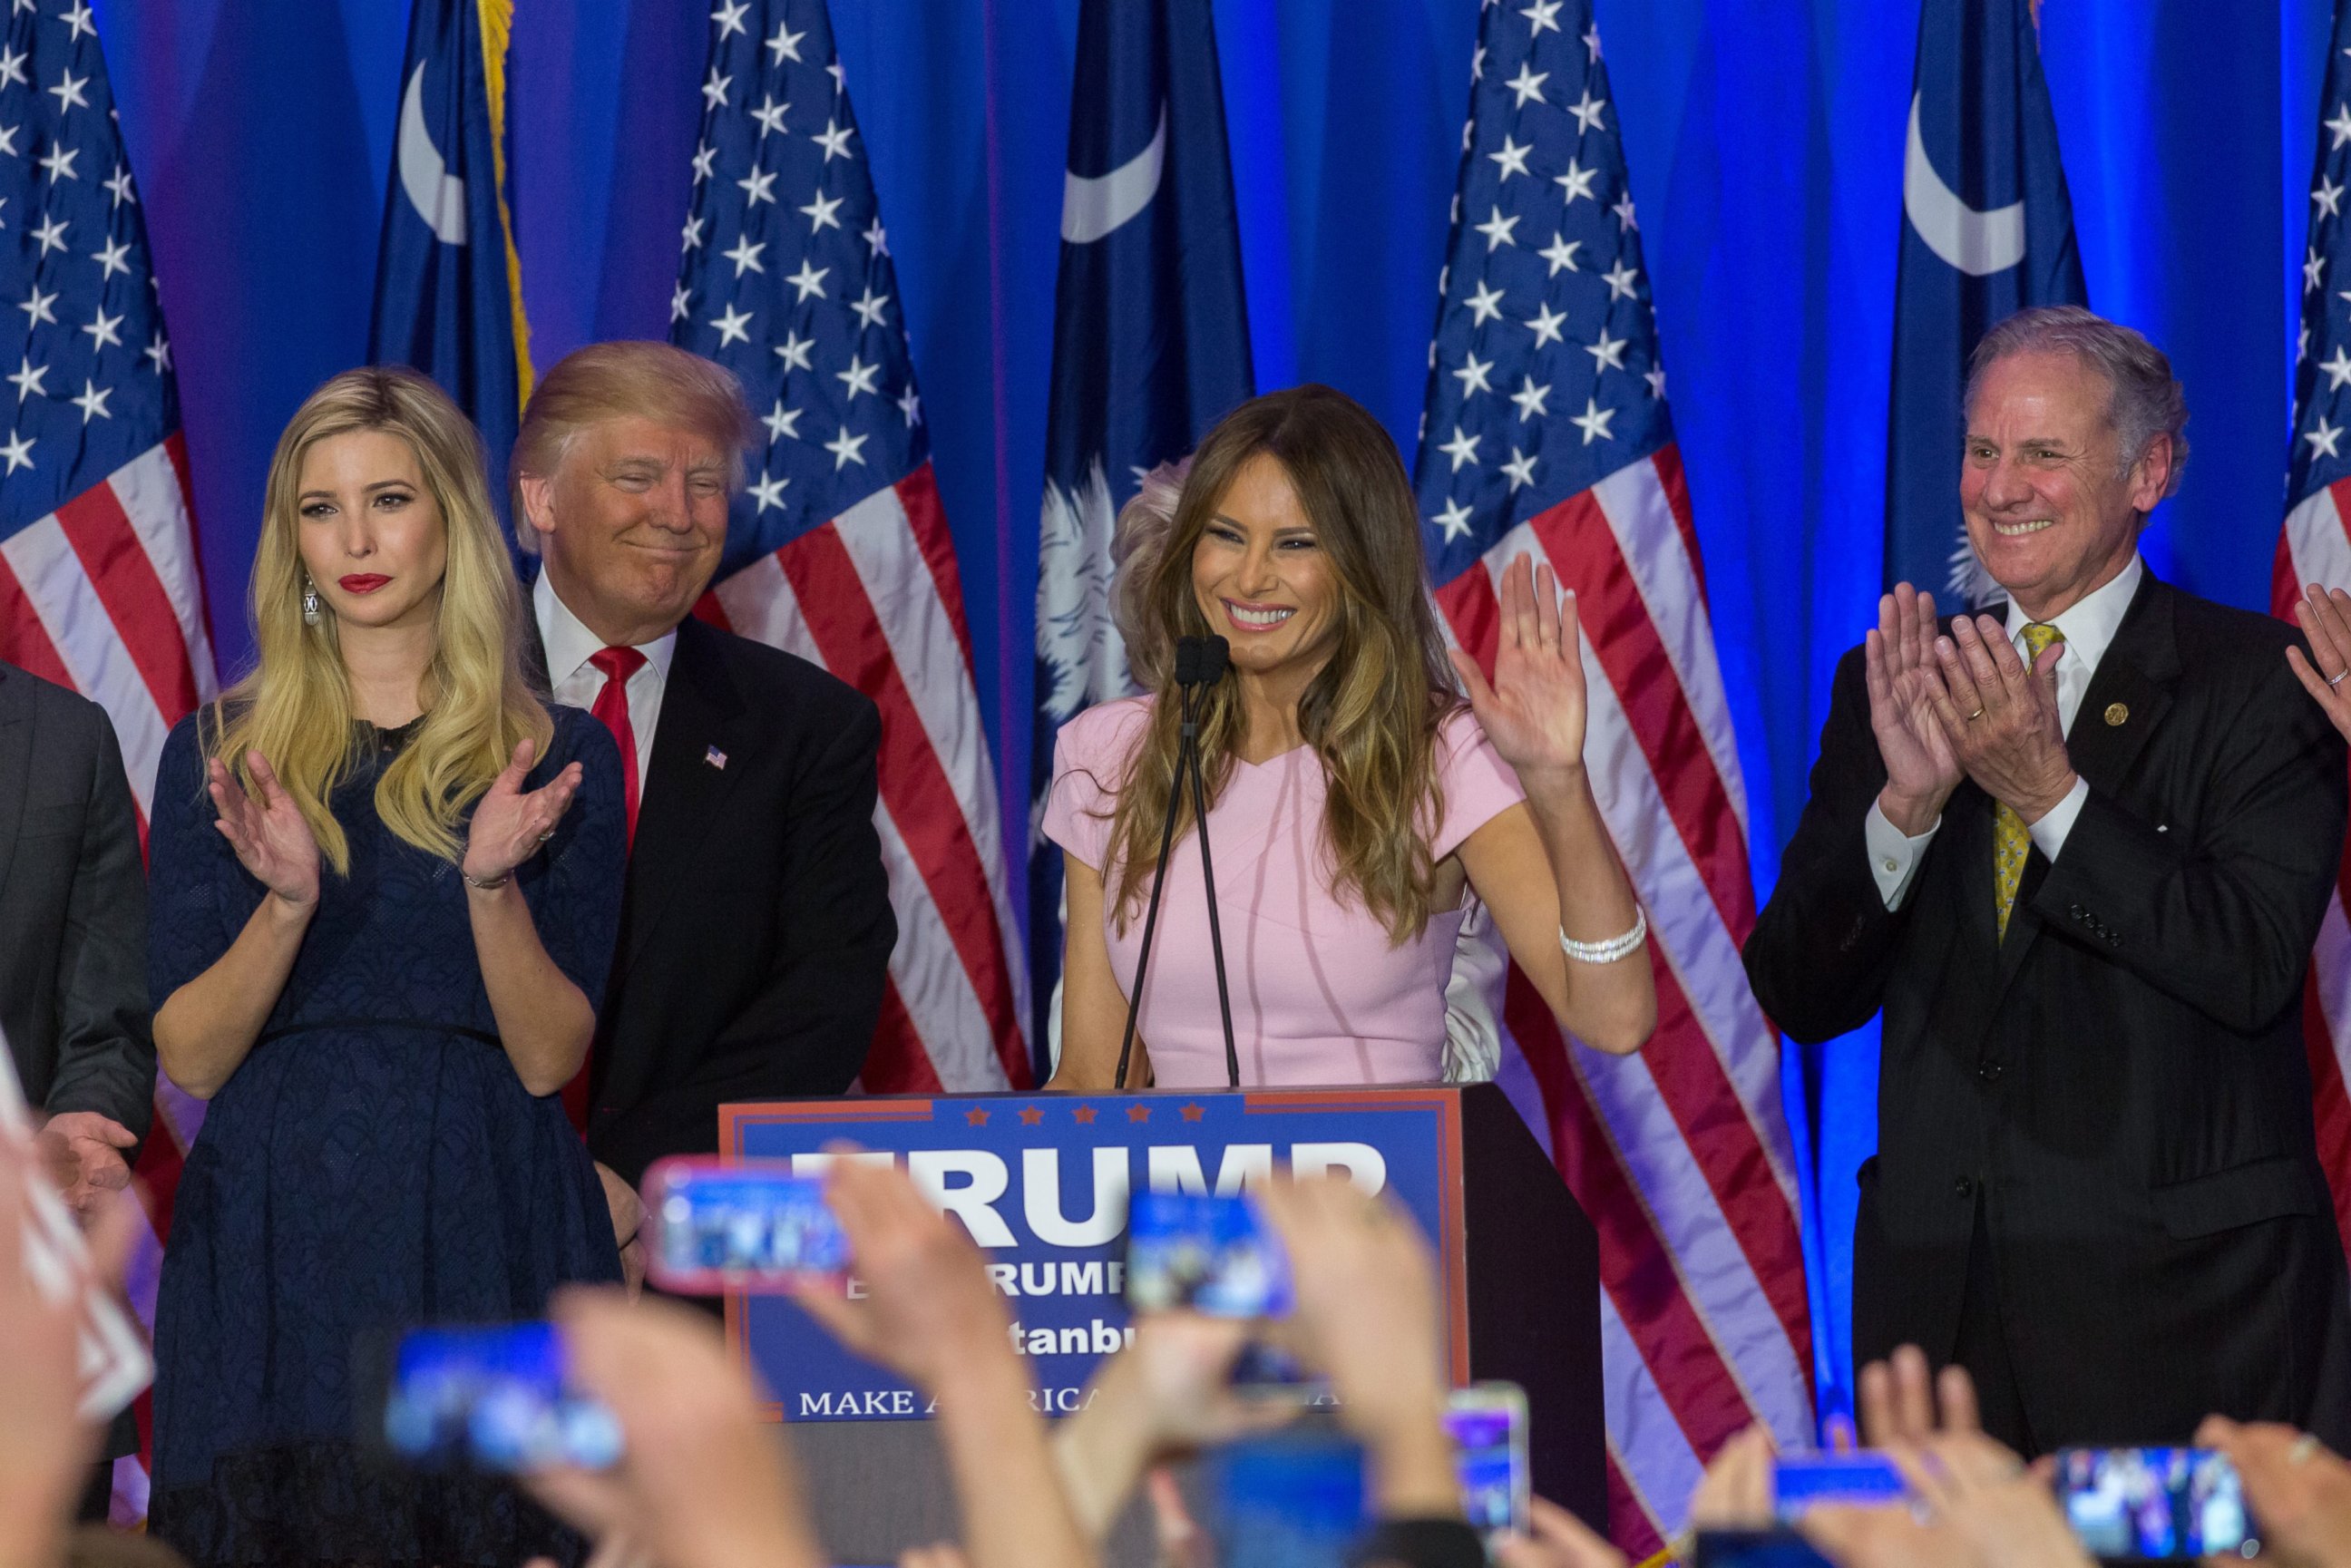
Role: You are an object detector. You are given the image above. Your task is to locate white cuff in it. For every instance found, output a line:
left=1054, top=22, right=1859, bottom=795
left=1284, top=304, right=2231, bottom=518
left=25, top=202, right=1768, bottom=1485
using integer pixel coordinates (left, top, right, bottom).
left=2026, top=775, right=2091, bottom=862
left=1865, top=798, right=1941, bottom=911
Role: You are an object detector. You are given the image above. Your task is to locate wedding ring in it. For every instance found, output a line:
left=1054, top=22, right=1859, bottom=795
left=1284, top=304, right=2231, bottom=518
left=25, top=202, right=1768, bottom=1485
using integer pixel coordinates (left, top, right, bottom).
left=1966, top=708, right=1986, bottom=721
left=2330, top=669, right=2347, bottom=688
left=537, top=830, right=554, bottom=842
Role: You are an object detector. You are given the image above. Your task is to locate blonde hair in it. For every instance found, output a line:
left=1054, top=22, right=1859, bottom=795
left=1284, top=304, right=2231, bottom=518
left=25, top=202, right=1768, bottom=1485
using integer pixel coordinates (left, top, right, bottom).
left=1098, top=385, right=1461, bottom=944
left=510, top=340, right=756, bottom=550
left=206, top=366, right=552, bottom=874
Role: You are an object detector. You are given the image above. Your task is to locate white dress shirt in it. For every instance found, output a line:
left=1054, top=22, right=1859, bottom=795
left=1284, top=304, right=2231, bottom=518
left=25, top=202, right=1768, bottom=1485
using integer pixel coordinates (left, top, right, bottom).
left=533, top=570, right=678, bottom=788
left=1865, top=552, right=2144, bottom=910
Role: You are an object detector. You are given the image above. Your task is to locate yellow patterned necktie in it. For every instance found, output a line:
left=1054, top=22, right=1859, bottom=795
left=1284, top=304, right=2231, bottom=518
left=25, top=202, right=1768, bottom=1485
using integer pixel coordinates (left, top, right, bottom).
left=1993, top=621, right=2064, bottom=941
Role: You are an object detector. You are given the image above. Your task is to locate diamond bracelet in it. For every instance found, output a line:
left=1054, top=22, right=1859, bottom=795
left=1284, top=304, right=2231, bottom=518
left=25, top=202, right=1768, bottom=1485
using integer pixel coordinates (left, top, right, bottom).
left=1559, top=906, right=1647, bottom=965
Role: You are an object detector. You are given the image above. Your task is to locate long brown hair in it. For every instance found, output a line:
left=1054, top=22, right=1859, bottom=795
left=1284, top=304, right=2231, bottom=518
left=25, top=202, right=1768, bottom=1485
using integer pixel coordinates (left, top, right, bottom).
left=1099, top=384, right=1460, bottom=943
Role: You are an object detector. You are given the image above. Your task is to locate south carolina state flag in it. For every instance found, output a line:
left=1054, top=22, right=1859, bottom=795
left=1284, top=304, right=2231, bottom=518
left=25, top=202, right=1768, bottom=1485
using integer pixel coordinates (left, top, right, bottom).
left=1884, top=0, right=2084, bottom=603
left=368, top=0, right=530, bottom=514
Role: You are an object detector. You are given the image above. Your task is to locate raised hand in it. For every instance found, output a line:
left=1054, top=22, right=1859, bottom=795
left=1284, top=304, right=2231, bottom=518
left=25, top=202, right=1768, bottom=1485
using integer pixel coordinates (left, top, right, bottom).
left=208, top=750, right=321, bottom=906
left=1449, top=554, right=1588, bottom=784
left=529, top=1287, right=824, bottom=1568
left=1865, top=585, right=1962, bottom=834
left=1494, top=1496, right=1626, bottom=1568
left=2195, top=1417, right=2351, bottom=1568
left=2288, top=583, right=2351, bottom=745
left=463, top=736, right=584, bottom=887
left=1254, top=1175, right=1459, bottom=1518
left=1857, top=1343, right=1980, bottom=1448
left=791, top=1154, right=1012, bottom=1394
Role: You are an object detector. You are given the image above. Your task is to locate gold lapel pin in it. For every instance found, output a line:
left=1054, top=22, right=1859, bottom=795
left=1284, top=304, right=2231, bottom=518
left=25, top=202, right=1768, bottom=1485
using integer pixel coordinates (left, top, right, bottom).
left=2103, top=702, right=2129, bottom=726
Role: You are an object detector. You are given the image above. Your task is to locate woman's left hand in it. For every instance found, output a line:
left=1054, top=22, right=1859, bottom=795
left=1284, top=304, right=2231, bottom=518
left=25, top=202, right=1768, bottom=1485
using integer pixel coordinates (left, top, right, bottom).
left=1449, top=552, right=1588, bottom=783
left=462, top=735, right=584, bottom=885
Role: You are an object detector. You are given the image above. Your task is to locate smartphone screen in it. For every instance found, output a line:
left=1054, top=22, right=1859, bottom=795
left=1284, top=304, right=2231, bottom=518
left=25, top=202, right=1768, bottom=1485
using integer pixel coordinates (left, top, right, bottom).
left=2054, top=1447, right=2258, bottom=1560
left=1125, top=1189, right=1294, bottom=1317
left=1208, top=1430, right=1367, bottom=1568
left=1445, top=1383, right=1530, bottom=1540
left=1771, top=1453, right=1908, bottom=1519
left=643, top=1157, right=851, bottom=1295
left=378, top=1321, right=620, bottom=1472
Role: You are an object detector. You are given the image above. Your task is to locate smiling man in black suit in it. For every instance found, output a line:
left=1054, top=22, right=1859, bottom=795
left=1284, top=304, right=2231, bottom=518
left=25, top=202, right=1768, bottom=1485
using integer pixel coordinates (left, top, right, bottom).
left=1746, top=307, right=2351, bottom=1453
left=513, top=342, right=895, bottom=1287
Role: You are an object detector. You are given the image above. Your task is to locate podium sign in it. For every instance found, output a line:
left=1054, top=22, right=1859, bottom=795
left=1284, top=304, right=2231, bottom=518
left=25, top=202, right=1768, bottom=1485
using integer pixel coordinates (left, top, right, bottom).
left=721, top=1089, right=1469, bottom=1420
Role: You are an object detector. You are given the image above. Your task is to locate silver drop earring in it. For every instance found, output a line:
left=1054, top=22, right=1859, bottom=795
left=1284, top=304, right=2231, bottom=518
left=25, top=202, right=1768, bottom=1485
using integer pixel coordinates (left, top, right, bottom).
left=301, top=579, right=320, bottom=626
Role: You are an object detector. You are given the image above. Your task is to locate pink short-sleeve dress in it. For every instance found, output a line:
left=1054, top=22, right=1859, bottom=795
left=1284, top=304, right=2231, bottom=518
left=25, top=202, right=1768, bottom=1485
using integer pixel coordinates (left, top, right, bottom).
left=1042, top=696, right=1526, bottom=1086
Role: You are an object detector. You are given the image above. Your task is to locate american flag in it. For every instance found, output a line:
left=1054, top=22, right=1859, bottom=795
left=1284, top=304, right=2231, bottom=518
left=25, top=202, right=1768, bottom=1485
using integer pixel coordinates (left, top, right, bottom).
left=671, top=0, right=1029, bottom=1094
left=2276, top=0, right=2351, bottom=1271
left=1412, top=0, right=1812, bottom=1549
left=0, top=0, right=215, bottom=1521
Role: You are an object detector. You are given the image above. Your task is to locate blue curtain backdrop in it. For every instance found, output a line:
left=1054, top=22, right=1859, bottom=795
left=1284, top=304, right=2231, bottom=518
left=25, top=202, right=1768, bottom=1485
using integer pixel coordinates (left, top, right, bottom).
left=92, top=0, right=2339, bottom=1408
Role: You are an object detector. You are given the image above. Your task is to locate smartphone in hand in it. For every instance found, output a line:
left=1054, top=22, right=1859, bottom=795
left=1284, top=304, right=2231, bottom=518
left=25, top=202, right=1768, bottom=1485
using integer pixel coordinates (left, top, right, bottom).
left=1447, top=1381, right=1531, bottom=1542
left=1124, top=1189, right=1293, bottom=1317
left=2053, top=1446, right=2258, bottom=1561
left=376, top=1320, right=621, bottom=1472
left=642, top=1157, right=850, bottom=1295
left=1770, top=1453, right=1907, bottom=1520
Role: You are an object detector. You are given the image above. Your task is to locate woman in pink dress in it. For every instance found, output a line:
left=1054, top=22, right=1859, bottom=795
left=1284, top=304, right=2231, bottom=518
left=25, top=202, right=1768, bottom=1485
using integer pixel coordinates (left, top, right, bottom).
left=1043, top=385, right=1655, bottom=1089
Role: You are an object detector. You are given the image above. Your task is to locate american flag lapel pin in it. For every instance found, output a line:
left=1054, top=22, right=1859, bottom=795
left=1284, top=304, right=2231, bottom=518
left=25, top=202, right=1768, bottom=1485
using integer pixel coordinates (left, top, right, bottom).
left=705, top=745, right=727, bottom=770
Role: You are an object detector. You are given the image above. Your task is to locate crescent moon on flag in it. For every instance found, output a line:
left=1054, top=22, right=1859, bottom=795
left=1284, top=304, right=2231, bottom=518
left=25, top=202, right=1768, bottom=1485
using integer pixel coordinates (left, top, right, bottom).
left=1061, top=106, right=1166, bottom=245
left=1903, top=92, right=2024, bottom=277
left=398, top=61, right=468, bottom=247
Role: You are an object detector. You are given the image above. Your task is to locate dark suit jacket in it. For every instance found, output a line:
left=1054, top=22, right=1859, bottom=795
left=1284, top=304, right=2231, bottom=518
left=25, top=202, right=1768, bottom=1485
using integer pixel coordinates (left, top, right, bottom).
left=0, top=661, right=152, bottom=1138
left=534, top=615, right=894, bottom=1186
left=1744, top=572, right=2351, bottom=1446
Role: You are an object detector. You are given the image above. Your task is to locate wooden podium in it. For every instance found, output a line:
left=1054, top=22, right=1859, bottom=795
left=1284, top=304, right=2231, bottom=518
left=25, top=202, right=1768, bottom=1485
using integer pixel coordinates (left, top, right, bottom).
left=720, top=1082, right=1603, bottom=1564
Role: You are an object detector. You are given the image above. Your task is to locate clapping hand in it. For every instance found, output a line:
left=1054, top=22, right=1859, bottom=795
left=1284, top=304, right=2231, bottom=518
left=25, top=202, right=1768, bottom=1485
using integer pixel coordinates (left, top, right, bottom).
left=2288, top=583, right=2351, bottom=745
left=1927, top=615, right=2075, bottom=823
left=1864, top=585, right=1964, bottom=834
left=208, top=750, right=320, bottom=907
left=462, top=736, right=583, bottom=887
left=1449, top=554, right=1588, bottom=786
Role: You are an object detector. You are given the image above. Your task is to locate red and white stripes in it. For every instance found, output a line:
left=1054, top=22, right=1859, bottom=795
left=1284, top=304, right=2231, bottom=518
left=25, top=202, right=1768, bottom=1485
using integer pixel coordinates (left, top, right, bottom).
left=2274, top=481, right=2351, bottom=1260
left=0, top=437, right=217, bottom=1517
left=713, top=462, right=1031, bottom=1093
left=0, top=437, right=217, bottom=819
left=1439, top=445, right=1813, bottom=1554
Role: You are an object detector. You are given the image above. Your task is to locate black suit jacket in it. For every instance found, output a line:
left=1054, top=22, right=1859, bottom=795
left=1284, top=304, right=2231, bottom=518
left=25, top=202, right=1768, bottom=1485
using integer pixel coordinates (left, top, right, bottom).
left=1744, top=572, right=2351, bottom=1446
left=536, top=615, right=894, bottom=1186
left=0, top=661, right=152, bottom=1138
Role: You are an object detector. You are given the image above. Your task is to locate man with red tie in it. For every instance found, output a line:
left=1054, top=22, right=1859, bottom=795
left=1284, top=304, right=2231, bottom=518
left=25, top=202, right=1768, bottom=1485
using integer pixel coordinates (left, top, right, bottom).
left=514, top=341, right=895, bottom=1287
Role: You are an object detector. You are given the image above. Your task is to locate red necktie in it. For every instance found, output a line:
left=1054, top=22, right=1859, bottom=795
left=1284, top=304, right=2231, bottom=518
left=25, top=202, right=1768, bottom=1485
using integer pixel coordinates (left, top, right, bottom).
left=569, top=645, right=645, bottom=1135
left=588, top=645, right=647, bottom=847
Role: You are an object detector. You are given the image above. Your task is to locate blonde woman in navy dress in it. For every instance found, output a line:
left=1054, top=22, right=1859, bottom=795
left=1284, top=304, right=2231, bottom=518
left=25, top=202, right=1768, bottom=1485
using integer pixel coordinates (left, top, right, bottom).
left=144, top=369, right=624, bottom=1567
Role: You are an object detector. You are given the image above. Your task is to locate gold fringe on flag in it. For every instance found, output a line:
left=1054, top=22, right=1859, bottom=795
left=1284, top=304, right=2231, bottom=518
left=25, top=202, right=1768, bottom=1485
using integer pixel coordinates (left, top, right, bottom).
left=475, top=0, right=533, bottom=409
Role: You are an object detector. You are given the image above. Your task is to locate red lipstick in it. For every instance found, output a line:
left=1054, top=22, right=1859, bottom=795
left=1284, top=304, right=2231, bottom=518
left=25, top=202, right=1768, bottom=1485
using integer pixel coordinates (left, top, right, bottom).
left=338, top=574, right=390, bottom=594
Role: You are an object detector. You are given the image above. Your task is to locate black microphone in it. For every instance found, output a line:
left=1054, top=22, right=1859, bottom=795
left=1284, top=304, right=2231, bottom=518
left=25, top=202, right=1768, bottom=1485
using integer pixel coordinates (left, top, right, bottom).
left=1113, top=637, right=1237, bottom=1089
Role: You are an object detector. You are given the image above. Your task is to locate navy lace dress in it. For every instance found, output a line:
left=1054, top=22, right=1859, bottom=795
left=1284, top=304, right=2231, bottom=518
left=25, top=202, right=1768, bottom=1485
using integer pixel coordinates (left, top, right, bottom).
left=145, top=707, right=626, bottom=1568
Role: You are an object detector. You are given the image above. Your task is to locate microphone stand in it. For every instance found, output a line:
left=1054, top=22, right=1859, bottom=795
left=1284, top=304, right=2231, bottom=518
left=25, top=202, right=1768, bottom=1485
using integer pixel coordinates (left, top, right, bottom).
left=1181, top=638, right=1240, bottom=1087
left=1112, top=637, right=1239, bottom=1089
left=1114, top=639, right=1204, bottom=1090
